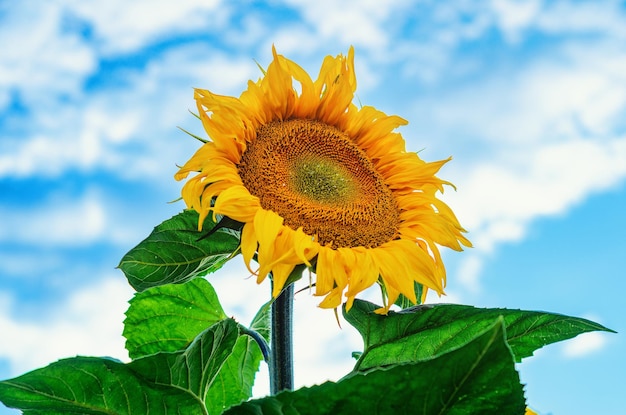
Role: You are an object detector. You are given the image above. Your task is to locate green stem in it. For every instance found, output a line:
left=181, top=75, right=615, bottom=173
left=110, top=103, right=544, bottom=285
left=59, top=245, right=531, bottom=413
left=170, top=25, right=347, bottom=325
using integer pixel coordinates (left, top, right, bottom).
left=270, top=283, right=294, bottom=394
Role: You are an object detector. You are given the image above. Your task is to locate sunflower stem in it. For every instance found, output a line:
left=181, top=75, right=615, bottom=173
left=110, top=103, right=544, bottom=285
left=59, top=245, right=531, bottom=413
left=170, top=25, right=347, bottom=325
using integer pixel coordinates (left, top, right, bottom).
left=270, top=282, right=294, bottom=394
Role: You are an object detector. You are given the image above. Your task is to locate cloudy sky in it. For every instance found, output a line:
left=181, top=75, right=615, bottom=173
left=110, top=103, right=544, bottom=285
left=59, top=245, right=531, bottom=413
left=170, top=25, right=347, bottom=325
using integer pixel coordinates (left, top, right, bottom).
left=1, top=1, right=625, bottom=414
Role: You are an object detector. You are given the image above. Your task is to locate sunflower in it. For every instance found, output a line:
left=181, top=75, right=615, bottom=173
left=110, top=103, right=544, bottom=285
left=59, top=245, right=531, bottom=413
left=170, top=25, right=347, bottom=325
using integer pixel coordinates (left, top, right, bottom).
left=175, top=47, right=471, bottom=313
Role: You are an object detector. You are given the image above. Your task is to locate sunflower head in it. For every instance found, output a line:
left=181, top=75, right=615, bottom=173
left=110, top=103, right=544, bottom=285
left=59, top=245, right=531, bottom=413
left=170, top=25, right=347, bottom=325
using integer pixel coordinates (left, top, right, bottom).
left=176, top=47, right=471, bottom=313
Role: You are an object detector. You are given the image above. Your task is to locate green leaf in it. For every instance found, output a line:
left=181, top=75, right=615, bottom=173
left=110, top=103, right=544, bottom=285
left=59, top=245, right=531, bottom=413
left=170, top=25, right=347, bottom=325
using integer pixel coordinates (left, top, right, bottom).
left=118, top=210, right=240, bottom=291
left=130, top=318, right=240, bottom=405
left=0, top=356, right=204, bottom=414
left=344, top=299, right=615, bottom=370
left=0, top=319, right=240, bottom=415
left=124, top=278, right=227, bottom=359
left=122, top=279, right=270, bottom=414
left=123, top=276, right=270, bottom=414
left=249, top=302, right=271, bottom=345
left=205, top=305, right=270, bottom=415
left=224, top=319, right=526, bottom=415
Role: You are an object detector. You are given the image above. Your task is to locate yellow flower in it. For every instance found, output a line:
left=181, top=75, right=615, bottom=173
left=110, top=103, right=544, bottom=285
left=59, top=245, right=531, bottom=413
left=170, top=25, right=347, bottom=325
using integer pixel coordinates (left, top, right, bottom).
left=175, top=47, right=471, bottom=313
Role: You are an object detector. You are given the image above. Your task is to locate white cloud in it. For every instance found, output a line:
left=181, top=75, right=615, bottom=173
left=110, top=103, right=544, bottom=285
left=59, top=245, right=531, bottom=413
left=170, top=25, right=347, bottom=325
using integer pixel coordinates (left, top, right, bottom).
left=0, top=0, right=264, bottom=182
left=0, top=252, right=63, bottom=278
left=442, top=0, right=626, bottom=47
left=490, top=0, right=541, bottom=42
left=447, top=137, right=626, bottom=248
left=280, top=0, right=410, bottom=51
left=0, top=186, right=169, bottom=249
left=518, top=56, right=626, bottom=139
left=0, top=130, right=97, bottom=178
left=442, top=136, right=626, bottom=293
left=0, top=190, right=107, bottom=246
left=0, top=277, right=132, bottom=377
left=413, top=46, right=626, bottom=149
left=0, top=2, right=96, bottom=111
left=561, top=331, right=610, bottom=359
left=265, top=26, right=321, bottom=57
left=0, top=41, right=259, bottom=181
left=90, top=45, right=259, bottom=179
left=405, top=35, right=626, bottom=293
left=536, top=0, right=626, bottom=38
left=292, top=304, right=362, bottom=388
left=65, top=0, right=229, bottom=55
left=455, top=255, right=485, bottom=294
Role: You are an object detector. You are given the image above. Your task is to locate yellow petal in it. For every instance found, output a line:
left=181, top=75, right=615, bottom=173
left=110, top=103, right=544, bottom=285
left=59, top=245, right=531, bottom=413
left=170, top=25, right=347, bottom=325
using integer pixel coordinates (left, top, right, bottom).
left=254, top=209, right=284, bottom=282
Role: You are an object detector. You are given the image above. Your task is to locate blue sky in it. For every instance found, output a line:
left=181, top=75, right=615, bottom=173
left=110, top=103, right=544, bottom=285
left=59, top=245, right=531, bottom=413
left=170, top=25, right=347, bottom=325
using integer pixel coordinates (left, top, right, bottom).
left=1, top=1, right=625, bottom=414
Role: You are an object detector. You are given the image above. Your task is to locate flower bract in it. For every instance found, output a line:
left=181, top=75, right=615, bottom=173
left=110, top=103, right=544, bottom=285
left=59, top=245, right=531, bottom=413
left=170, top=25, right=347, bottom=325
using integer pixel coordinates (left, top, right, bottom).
left=176, top=47, right=471, bottom=313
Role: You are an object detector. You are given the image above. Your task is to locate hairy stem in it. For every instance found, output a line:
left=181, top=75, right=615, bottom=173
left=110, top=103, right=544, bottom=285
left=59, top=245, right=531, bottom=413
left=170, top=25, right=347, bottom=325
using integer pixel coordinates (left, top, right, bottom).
left=270, top=283, right=294, bottom=394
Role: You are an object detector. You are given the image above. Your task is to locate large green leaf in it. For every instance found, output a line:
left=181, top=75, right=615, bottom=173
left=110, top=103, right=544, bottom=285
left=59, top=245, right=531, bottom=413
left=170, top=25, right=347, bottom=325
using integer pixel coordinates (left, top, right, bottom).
left=130, top=318, right=240, bottom=404
left=0, top=357, right=202, bottom=415
left=118, top=210, right=240, bottom=291
left=123, top=278, right=270, bottom=415
left=124, top=278, right=228, bottom=359
left=0, top=319, right=240, bottom=414
left=224, top=319, right=525, bottom=415
left=344, top=299, right=615, bottom=370
left=205, top=304, right=271, bottom=415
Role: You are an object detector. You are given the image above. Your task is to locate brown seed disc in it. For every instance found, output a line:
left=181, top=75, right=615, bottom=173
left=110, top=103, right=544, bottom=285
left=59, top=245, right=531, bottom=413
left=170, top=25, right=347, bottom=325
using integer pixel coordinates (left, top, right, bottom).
left=238, top=119, right=400, bottom=248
